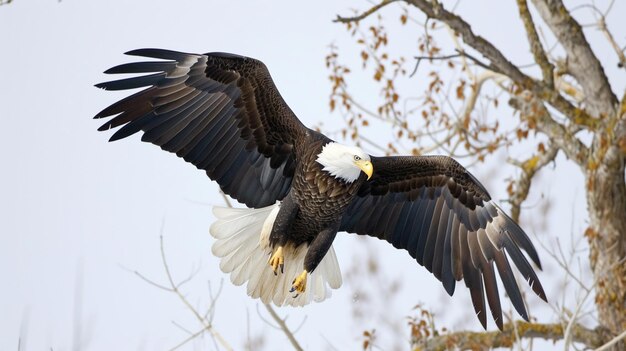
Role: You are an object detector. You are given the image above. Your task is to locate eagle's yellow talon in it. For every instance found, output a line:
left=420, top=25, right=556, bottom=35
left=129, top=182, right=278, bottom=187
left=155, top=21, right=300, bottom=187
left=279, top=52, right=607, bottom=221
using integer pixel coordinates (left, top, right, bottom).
left=268, top=246, right=284, bottom=275
left=289, top=270, right=308, bottom=296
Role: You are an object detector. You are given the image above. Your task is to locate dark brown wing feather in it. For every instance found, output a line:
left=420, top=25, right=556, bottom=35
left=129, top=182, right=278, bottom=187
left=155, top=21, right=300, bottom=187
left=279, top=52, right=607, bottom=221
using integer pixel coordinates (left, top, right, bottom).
left=95, top=49, right=309, bottom=207
left=340, top=155, right=546, bottom=330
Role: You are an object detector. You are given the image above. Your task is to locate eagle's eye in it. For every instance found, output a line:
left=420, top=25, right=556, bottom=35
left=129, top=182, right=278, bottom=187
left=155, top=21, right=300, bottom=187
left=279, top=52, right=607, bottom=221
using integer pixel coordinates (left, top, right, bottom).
left=354, top=155, right=361, bottom=161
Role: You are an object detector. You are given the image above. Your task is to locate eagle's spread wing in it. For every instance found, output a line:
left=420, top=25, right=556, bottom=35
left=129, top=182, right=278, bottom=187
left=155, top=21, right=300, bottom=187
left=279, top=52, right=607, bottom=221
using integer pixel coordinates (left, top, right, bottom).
left=340, top=155, right=546, bottom=330
left=95, top=49, right=308, bottom=207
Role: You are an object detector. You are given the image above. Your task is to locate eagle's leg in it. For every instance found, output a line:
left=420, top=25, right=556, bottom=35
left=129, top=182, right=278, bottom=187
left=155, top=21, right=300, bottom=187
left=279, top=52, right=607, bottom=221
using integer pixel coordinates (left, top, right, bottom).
left=290, top=224, right=339, bottom=297
left=268, top=194, right=299, bottom=275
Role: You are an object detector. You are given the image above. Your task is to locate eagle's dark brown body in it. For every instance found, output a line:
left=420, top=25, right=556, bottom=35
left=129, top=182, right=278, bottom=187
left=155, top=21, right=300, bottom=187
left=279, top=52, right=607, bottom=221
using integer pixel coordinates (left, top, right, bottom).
left=286, top=135, right=365, bottom=245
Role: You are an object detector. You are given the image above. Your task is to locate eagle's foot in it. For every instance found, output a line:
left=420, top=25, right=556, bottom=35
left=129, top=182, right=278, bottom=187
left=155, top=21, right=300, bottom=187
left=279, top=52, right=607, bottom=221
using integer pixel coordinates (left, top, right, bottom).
left=289, top=270, right=308, bottom=297
left=268, top=246, right=284, bottom=275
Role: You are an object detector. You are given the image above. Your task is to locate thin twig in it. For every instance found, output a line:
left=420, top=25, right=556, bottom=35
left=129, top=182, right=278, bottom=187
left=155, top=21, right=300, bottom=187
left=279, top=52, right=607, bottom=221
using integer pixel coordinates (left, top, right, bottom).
left=171, top=321, right=193, bottom=335
left=132, top=270, right=173, bottom=292
left=291, top=315, right=308, bottom=334
left=158, top=235, right=233, bottom=351
left=410, top=54, right=462, bottom=77
left=264, top=304, right=304, bottom=351
left=334, top=0, right=400, bottom=23
left=507, top=142, right=559, bottom=222
left=595, top=329, right=626, bottom=351
left=563, top=256, right=626, bottom=349
left=255, top=304, right=281, bottom=330
left=403, top=0, right=598, bottom=128
left=168, top=327, right=208, bottom=351
left=454, top=49, right=501, bottom=72
left=220, top=191, right=233, bottom=208
left=204, top=279, right=224, bottom=322
left=598, top=16, right=626, bottom=68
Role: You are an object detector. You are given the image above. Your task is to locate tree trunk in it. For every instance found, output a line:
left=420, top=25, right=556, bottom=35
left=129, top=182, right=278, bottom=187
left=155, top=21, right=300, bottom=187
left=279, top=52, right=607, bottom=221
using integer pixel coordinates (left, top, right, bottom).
left=586, top=145, right=626, bottom=346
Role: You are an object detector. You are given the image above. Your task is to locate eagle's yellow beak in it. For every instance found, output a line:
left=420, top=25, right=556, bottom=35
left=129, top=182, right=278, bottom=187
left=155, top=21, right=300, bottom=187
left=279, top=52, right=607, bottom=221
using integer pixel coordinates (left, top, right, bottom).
left=355, top=160, right=373, bottom=180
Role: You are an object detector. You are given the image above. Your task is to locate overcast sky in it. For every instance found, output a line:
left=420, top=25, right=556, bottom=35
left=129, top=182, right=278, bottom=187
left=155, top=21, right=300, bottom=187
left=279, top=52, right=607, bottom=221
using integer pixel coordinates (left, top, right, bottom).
left=2, top=1, right=625, bottom=350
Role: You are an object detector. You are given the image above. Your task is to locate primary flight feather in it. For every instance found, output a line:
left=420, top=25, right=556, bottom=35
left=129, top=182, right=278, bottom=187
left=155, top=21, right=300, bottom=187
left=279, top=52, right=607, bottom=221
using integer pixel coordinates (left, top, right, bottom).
left=95, top=49, right=546, bottom=330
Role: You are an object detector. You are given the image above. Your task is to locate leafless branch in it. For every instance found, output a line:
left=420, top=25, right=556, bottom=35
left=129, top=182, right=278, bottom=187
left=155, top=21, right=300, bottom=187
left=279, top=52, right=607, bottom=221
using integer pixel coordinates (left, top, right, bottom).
left=133, top=234, right=233, bottom=351
left=515, top=0, right=555, bottom=87
left=409, top=49, right=496, bottom=78
left=530, top=0, right=618, bottom=117
left=263, top=304, right=304, bottom=351
left=508, top=92, right=589, bottom=166
left=535, top=237, right=591, bottom=294
left=461, top=70, right=507, bottom=123
left=563, top=271, right=596, bottom=349
left=596, top=329, right=626, bottom=351
left=203, top=279, right=224, bottom=322
left=168, top=327, right=209, bottom=351
left=171, top=321, right=193, bottom=335
left=507, top=143, right=559, bottom=222
left=402, top=0, right=525, bottom=81
left=410, top=53, right=463, bottom=77
left=401, top=0, right=597, bottom=129
left=333, top=0, right=400, bottom=24
left=160, top=235, right=232, bottom=350
left=454, top=49, right=500, bottom=72
left=564, top=256, right=626, bottom=349
left=597, top=16, right=626, bottom=69
left=132, top=270, right=172, bottom=292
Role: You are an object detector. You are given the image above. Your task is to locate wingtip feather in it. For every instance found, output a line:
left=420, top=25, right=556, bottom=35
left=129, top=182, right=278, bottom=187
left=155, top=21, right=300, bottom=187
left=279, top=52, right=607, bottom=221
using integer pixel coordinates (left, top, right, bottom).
left=124, top=48, right=192, bottom=61
left=531, top=278, right=548, bottom=302
left=443, top=278, right=456, bottom=296
left=103, top=66, right=121, bottom=74
left=125, top=48, right=156, bottom=56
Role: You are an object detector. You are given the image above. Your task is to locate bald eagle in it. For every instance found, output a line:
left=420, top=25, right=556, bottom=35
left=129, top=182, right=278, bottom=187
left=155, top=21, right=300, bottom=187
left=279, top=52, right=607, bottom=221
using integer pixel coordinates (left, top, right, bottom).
left=95, top=49, right=546, bottom=330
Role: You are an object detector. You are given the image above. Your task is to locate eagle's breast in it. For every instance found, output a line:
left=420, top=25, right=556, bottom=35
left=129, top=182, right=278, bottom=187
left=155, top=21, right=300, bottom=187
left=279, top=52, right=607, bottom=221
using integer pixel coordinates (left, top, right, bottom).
left=288, top=139, right=364, bottom=243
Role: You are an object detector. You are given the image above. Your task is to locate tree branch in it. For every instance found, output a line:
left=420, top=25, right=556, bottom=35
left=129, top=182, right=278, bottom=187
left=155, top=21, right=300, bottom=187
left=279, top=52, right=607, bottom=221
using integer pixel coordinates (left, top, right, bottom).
left=598, top=16, right=626, bottom=69
left=410, top=49, right=494, bottom=78
left=264, top=304, right=304, bottom=351
left=157, top=236, right=233, bottom=351
left=334, top=0, right=400, bottom=24
left=596, top=329, right=626, bottom=351
left=402, top=0, right=597, bottom=130
left=509, top=91, right=589, bottom=166
left=133, top=234, right=233, bottom=351
left=530, top=0, right=618, bottom=117
left=508, top=143, right=559, bottom=222
left=405, top=0, right=527, bottom=83
left=334, top=0, right=598, bottom=129
left=414, top=322, right=609, bottom=351
left=516, top=0, right=555, bottom=88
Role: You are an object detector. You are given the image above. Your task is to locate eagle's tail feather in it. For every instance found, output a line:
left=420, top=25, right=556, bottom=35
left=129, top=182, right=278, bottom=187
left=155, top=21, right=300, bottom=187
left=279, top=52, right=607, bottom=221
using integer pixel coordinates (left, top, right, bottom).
left=210, top=203, right=342, bottom=306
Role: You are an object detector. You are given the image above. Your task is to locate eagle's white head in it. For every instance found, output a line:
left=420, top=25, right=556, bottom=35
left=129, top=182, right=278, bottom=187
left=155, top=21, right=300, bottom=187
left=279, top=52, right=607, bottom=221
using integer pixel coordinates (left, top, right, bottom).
left=316, top=142, right=373, bottom=183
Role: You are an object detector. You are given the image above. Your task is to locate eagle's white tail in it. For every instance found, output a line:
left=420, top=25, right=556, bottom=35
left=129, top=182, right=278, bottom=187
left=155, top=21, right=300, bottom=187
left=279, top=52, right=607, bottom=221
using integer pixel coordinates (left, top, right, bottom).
left=209, top=203, right=342, bottom=306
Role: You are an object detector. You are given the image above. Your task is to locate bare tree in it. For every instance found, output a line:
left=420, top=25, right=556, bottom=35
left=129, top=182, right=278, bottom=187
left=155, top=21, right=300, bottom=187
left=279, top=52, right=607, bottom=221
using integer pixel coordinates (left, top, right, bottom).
left=330, top=0, right=626, bottom=349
